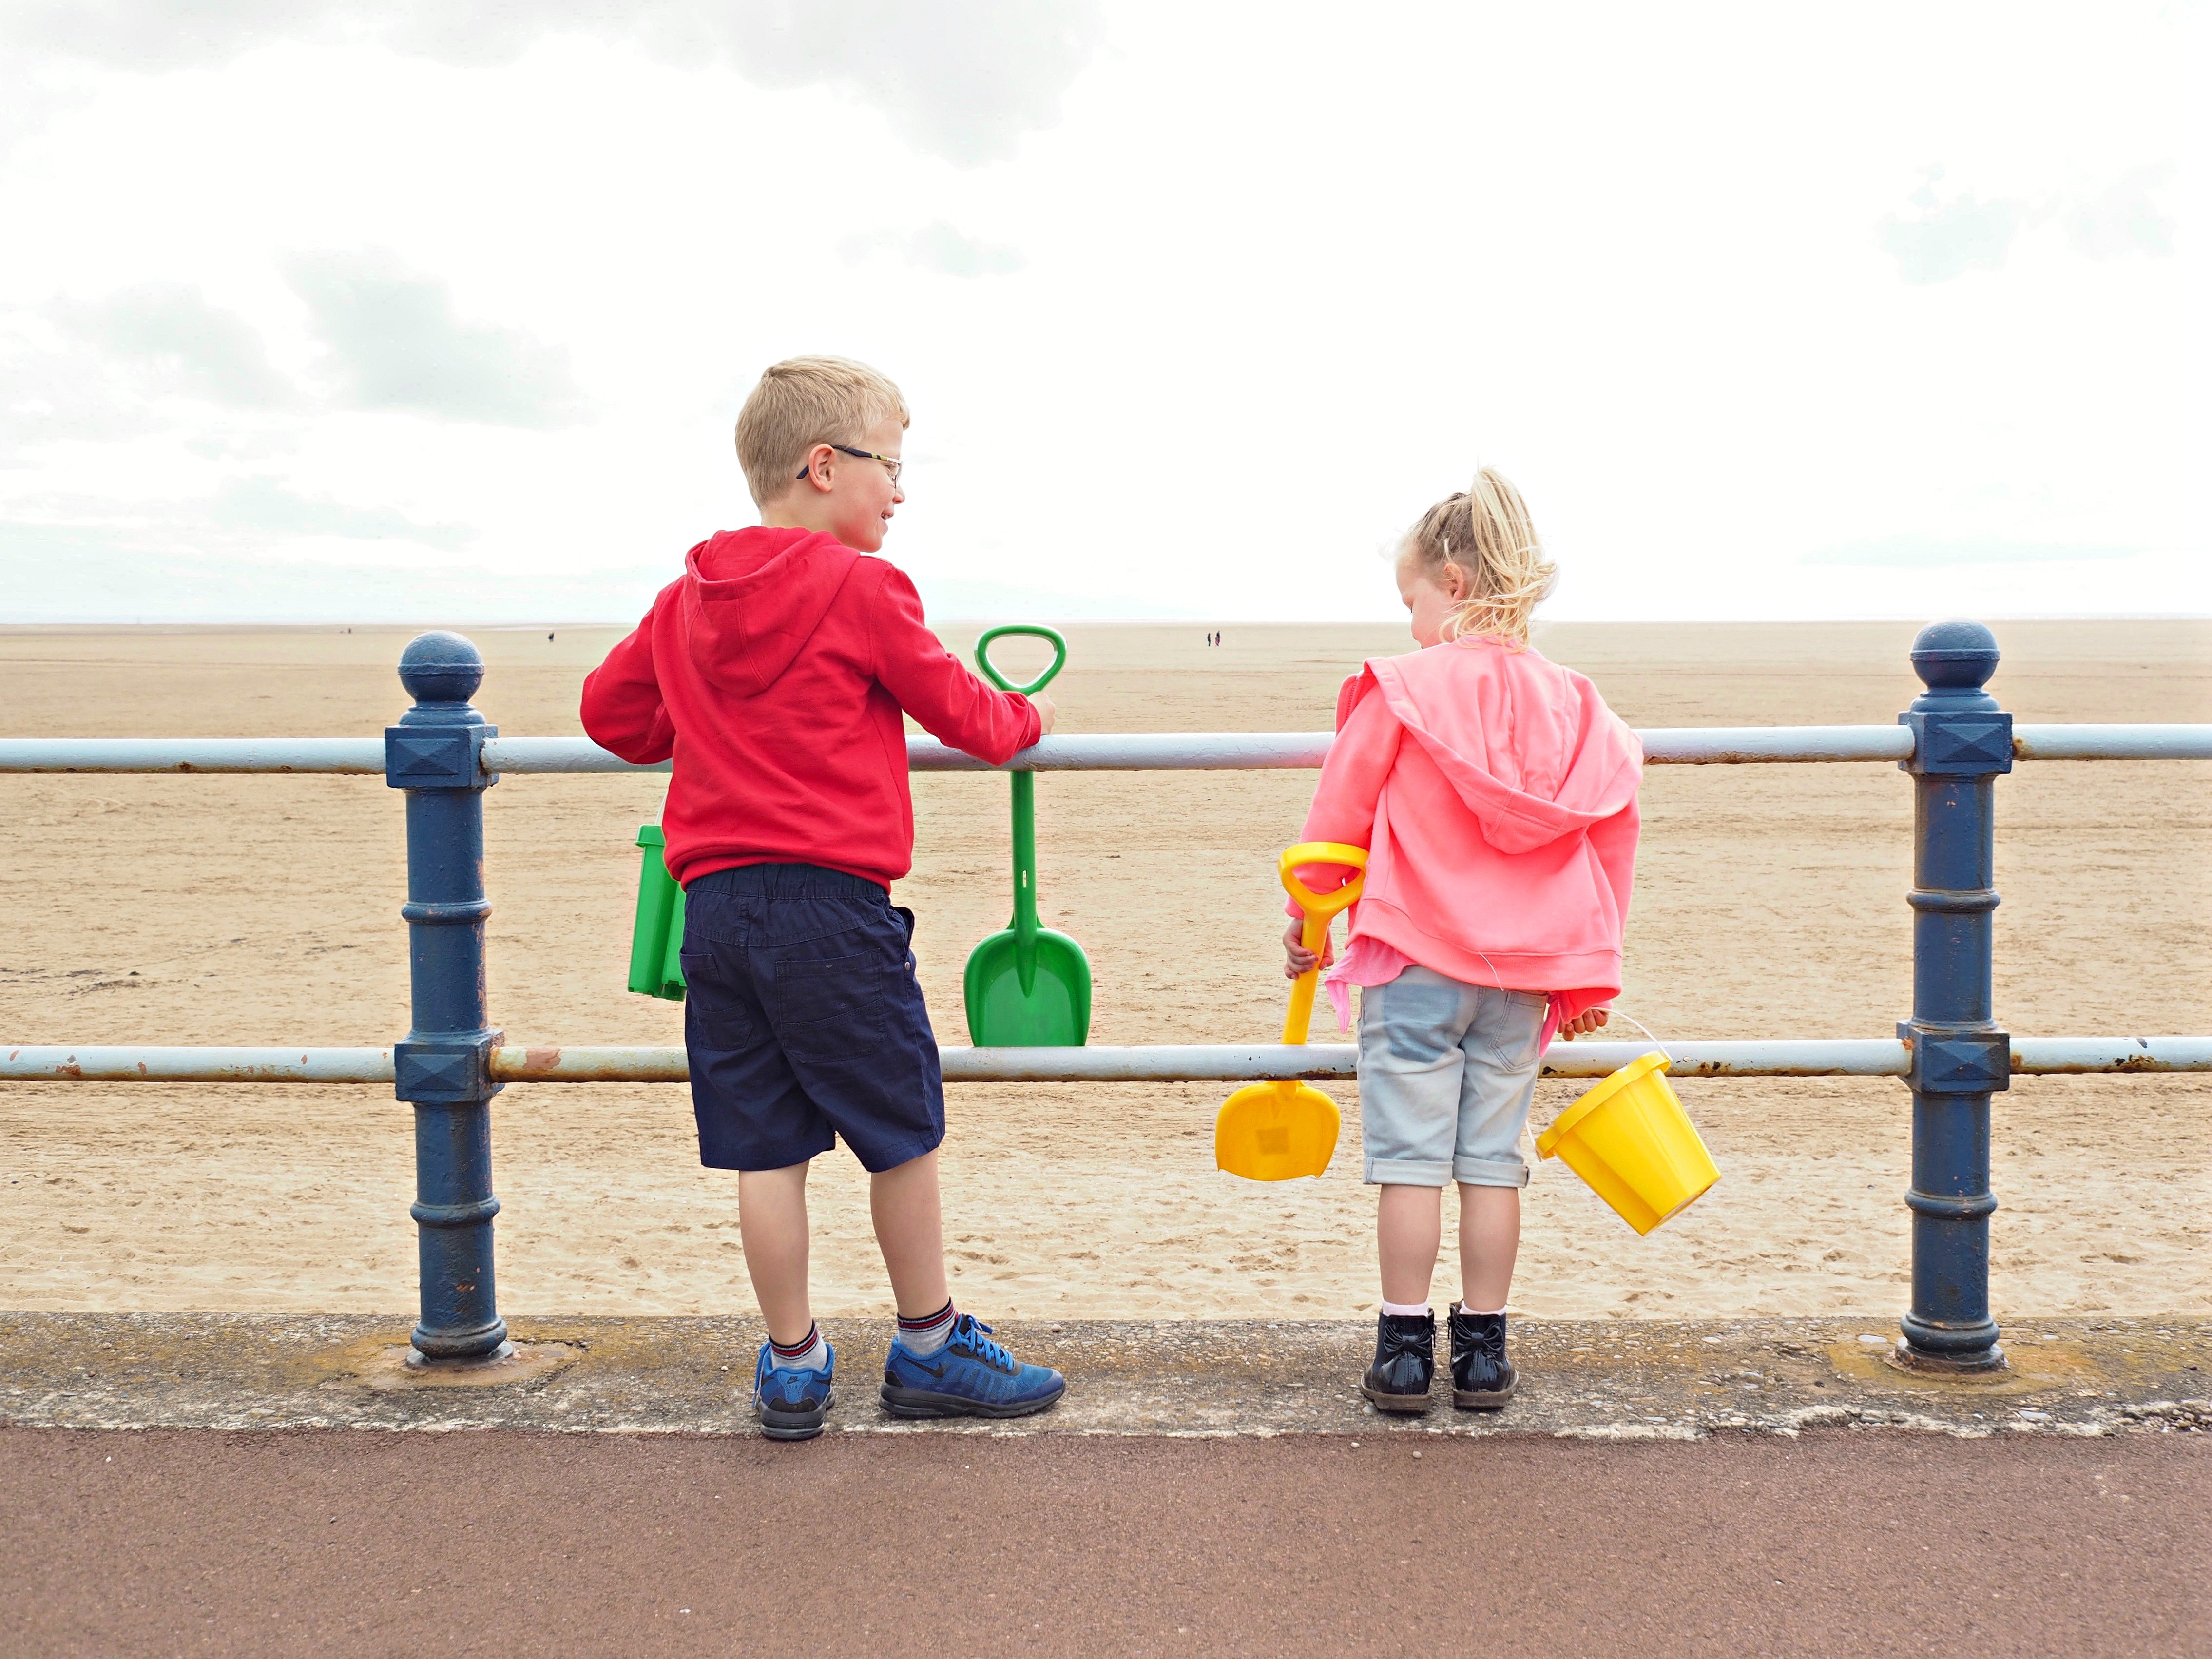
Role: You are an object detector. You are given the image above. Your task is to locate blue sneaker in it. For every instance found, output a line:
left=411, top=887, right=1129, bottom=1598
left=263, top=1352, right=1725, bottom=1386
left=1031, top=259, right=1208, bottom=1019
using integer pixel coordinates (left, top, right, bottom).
left=752, top=1339, right=835, bottom=1441
left=881, top=1314, right=1066, bottom=1420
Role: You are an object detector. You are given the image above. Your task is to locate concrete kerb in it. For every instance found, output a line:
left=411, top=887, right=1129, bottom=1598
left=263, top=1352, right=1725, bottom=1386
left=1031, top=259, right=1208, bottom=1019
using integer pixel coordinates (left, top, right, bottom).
left=2, top=1312, right=2202, bottom=1441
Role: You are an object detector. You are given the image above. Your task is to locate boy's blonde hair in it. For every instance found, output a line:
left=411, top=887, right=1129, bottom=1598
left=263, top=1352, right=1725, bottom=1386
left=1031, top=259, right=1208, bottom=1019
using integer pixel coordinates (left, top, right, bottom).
left=734, top=356, right=911, bottom=508
left=1401, top=467, right=1558, bottom=646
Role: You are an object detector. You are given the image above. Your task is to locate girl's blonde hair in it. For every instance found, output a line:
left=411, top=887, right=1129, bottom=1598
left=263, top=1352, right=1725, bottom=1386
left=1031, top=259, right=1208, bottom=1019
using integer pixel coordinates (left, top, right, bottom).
left=1401, top=467, right=1557, bottom=646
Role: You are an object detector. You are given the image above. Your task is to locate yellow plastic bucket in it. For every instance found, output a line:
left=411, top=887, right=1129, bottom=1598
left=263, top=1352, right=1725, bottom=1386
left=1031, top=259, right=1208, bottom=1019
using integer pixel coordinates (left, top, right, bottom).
left=1536, top=1051, right=1719, bottom=1235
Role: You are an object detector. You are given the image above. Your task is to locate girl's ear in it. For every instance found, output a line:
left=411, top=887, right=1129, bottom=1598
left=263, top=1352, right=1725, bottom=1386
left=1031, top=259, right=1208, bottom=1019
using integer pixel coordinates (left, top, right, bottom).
left=1441, top=561, right=1469, bottom=601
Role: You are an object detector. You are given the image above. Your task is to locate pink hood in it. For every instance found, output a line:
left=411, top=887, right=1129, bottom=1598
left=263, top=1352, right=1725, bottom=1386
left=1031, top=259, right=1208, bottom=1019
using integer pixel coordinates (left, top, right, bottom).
left=1294, top=638, right=1642, bottom=1005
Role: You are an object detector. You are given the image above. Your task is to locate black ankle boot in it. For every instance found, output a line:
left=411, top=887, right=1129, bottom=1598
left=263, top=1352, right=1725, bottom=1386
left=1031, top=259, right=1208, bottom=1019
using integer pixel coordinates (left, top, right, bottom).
left=1360, top=1311, right=1435, bottom=1413
left=1448, top=1303, right=1517, bottom=1409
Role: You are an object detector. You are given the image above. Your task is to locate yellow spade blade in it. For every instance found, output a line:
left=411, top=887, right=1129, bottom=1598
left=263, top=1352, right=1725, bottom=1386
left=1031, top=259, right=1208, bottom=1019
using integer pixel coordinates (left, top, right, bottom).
left=1216, top=1079, right=1340, bottom=1181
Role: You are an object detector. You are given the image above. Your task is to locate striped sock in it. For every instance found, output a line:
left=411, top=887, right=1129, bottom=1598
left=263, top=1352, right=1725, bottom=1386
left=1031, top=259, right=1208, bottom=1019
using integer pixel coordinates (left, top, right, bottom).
left=768, top=1323, right=827, bottom=1372
left=896, top=1300, right=958, bottom=1356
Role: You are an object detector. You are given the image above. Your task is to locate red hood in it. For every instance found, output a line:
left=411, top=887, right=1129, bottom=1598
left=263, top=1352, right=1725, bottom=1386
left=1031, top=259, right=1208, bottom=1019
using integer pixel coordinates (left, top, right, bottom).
left=680, top=527, right=862, bottom=697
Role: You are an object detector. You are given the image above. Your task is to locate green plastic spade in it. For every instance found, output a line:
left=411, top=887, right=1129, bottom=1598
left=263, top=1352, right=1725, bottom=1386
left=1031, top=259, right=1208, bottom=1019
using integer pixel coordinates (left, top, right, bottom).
left=626, top=823, right=687, bottom=1001
left=962, top=625, right=1092, bottom=1047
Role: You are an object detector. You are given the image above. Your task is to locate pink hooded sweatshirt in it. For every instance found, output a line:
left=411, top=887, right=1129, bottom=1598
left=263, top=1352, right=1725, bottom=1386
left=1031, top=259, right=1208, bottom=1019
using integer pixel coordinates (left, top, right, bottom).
left=1291, top=637, right=1642, bottom=1043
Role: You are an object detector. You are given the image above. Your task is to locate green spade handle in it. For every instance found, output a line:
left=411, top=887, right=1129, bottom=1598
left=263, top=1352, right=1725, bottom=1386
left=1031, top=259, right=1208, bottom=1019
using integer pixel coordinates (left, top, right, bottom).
left=974, top=624, right=1068, bottom=695
left=975, top=626, right=1066, bottom=993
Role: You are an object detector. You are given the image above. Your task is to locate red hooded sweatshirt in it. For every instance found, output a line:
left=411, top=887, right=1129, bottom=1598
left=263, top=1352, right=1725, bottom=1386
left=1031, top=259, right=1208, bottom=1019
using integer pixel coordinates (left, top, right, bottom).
left=579, top=527, right=1041, bottom=890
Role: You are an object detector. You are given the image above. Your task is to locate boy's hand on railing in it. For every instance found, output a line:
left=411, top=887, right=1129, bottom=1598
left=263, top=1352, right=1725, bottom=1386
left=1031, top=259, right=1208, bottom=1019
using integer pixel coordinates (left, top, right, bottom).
left=1028, top=692, right=1057, bottom=737
left=1283, top=918, right=1335, bottom=980
left=1556, top=1008, right=1610, bottom=1041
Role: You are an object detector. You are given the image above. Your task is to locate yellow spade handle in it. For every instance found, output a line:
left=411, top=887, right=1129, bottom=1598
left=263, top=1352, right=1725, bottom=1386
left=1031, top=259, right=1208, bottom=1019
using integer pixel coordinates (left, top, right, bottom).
left=1278, top=841, right=1367, bottom=1047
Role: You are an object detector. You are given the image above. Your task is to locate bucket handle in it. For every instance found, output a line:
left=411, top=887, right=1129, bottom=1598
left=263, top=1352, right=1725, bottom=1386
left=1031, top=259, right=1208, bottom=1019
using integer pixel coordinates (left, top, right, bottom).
left=1602, top=1009, right=1674, bottom=1066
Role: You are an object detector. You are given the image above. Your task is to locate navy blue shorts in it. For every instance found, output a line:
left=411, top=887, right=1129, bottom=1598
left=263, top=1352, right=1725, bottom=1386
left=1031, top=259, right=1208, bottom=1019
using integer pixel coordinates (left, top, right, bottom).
left=678, top=863, right=945, bottom=1174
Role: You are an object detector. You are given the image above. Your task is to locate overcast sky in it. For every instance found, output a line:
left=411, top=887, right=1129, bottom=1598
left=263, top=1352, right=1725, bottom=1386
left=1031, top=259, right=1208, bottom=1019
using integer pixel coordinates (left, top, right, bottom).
left=0, top=1, right=2200, bottom=624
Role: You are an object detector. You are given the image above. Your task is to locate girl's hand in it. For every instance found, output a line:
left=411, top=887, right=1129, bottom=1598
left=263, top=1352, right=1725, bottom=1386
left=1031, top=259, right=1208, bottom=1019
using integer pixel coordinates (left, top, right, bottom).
left=1283, top=918, right=1335, bottom=980
left=1557, top=1008, right=1610, bottom=1041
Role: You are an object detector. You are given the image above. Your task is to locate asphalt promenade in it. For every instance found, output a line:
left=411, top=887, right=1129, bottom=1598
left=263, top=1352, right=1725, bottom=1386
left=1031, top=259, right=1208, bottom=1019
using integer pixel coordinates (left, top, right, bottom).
left=5, top=1428, right=2205, bottom=1657
left=3, top=1313, right=2206, bottom=1656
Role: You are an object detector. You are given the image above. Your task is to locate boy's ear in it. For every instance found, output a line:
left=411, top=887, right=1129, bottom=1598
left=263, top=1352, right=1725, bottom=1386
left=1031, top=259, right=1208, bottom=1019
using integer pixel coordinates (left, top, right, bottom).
left=791, top=443, right=837, bottom=495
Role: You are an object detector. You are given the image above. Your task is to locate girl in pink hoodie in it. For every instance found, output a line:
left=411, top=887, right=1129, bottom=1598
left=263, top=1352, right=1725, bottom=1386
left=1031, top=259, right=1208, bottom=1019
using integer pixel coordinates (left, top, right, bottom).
left=1282, top=469, right=1642, bottom=1414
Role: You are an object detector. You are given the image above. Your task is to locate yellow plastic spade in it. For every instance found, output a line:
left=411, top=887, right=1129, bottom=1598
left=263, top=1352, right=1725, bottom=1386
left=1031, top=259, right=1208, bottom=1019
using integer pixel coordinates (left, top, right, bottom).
left=1216, top=841, right=1368, bottom=1181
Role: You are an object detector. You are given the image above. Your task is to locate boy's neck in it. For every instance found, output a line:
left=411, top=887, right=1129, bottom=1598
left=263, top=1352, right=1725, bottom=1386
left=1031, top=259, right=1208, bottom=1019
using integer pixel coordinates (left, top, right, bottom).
left=760, top=495, right=841, bottom=539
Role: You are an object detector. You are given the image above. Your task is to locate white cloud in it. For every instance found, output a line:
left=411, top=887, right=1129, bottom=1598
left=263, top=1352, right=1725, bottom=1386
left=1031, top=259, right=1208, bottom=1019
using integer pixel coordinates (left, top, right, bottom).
left=211, top=476, right=473, bottom=549
left=50, top=283, right=293, bottom=407
left=839, top=222, right=1024, bottom=278
left=2065, top=164, right=2176, bottom=261
left=0, top=0, right=1103, bottom=164
left=1878, top=183, right=2025, bottom=285
left=0, top=3, right=2193, bottom=625
left=1803, top=538, right=2142, bottom=568
left=288, top=251, right=587, bottom=427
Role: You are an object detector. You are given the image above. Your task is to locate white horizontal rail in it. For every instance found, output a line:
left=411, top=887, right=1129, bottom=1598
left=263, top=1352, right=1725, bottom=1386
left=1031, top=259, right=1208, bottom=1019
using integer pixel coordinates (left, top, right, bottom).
left=2012, top=724, right=2212, bottom=761
left=0, top=738, right=388, bottom=773
left=5, top=1037, right=2208, bottom=1085
left=4, top=724, right=2205, bottom=775
left=1638, top=726, right=1912, bottom=764
left=0, top=1046, right=396, bottom=1082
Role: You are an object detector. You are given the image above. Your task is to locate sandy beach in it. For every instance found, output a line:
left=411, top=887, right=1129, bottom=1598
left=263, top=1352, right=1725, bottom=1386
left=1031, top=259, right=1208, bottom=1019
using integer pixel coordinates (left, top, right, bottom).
left=2, top=618, right=2206, bottom=1322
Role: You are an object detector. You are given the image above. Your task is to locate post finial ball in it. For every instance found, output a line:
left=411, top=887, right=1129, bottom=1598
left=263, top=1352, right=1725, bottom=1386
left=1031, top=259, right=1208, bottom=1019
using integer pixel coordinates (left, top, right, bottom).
left=398, top=631, right=485, bottom=705
left=1909, top=619, right=1999, bottom=692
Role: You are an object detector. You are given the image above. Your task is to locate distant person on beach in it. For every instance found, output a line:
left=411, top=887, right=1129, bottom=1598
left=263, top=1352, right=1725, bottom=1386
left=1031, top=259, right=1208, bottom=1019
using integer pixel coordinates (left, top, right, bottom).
left=1280, top=468, right=1641, bottom=1414
left=580, top=356, right=1068, bottom=1440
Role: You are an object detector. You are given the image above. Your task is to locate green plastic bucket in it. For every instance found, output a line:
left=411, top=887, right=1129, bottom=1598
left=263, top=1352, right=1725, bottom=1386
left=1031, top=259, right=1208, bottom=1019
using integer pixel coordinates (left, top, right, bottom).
left=627, top=824, right=686, bottom=1001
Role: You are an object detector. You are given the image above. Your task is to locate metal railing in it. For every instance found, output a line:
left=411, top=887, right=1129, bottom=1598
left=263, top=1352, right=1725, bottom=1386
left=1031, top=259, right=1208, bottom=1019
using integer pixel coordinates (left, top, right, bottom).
left=4, top=724, right=2208, bottom=775
left=3, top=621, right=2207, bottom=1374
left=7, top=1035, right=2210, bottom=1085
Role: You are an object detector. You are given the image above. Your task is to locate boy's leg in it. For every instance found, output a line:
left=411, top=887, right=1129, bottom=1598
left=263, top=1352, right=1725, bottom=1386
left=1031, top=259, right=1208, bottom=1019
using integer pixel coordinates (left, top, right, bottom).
left=870, top=1149, right=1065, bottom=1421
left=869, top=1149, right=950, bottom=1319
left=737, top=1161, right=815, bottom=1347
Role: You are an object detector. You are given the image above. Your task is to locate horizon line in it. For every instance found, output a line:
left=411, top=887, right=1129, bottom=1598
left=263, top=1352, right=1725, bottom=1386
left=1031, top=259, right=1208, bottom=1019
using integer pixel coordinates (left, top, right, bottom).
left=4, top=613, right=2208, bottom=631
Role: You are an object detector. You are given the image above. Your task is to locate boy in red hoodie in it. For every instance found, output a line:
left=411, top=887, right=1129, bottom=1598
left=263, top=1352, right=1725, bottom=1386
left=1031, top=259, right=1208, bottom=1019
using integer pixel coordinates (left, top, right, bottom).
left=581, top=357, right=1066, bottom=1439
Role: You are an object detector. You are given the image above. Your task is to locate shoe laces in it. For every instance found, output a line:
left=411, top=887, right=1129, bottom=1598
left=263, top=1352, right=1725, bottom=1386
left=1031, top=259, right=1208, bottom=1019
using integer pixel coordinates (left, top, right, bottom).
left=950, top=1315, right=1016, bottom=1373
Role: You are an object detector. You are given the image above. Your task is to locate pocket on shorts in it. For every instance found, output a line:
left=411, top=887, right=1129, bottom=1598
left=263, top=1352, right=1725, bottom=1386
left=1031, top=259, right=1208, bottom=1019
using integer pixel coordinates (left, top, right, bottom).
left=1483, top=991, right=1547, bottom=1072
left=769, top=952, right=889, bottom=1061
left=1372, top=972, right=1467, bottom=1063
left=677, top=940, right=758, bottom=1046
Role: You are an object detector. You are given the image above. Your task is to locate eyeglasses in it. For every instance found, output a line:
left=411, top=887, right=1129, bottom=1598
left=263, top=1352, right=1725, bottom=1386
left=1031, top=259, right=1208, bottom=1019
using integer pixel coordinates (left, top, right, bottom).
left=796, top=444, right=903, bottom=485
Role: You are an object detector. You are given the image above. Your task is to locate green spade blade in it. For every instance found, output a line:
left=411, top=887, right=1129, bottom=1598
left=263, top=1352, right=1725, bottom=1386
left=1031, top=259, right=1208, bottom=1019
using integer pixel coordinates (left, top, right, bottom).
left=963, top=922, right=1093, bottom=1046
left=962, top=626, right=1092, bottom=1046
left=626, top=824, right=687, bottom=1001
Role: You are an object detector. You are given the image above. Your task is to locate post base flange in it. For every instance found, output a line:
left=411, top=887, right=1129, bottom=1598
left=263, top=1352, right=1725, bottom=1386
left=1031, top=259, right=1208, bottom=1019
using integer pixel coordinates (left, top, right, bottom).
left=1885, top=1339, right=2009, bottom=1379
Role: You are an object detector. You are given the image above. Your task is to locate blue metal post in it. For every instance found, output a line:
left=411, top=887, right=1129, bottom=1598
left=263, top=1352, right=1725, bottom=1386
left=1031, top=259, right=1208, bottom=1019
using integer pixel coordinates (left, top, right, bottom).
left=1896, top=620, right=2012, bottom=1371
left=387, top=632, right=508, bottom=1364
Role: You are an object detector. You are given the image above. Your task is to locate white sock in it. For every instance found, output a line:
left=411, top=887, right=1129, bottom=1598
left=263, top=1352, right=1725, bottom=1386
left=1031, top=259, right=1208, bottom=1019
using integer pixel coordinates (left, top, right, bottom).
left=767, top=1324, right=828, bottom=1372
left=1458, top=1304, right=1506, bottom=1317
left=896, top=1300, right=958, bottom=1355
left=1380, top=1300, right=1432, bottom=1319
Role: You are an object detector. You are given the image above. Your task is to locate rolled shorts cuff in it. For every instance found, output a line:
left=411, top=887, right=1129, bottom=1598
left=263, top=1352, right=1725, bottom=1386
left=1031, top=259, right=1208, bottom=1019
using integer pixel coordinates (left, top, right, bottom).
left=1452, top=1153, right=1530, bottom=1189
left=1364, top=1156, right=1453, bottom=1188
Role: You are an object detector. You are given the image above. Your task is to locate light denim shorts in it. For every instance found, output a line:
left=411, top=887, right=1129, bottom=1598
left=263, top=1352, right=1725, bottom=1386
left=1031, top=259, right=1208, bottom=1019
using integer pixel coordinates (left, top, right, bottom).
left=1356, top=965, right=1547, bottom=1188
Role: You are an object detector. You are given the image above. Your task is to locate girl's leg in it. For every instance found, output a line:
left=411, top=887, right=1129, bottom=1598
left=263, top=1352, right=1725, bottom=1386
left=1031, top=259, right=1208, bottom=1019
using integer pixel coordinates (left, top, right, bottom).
left=737, top=1161, right=813, bottom=1346
left=1458, top=1182, right=1520, bottom=1310
left=1377, top=1183, right=1444, bottom=1305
